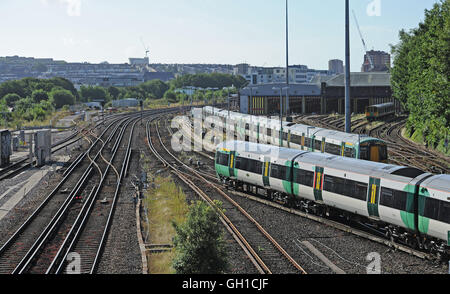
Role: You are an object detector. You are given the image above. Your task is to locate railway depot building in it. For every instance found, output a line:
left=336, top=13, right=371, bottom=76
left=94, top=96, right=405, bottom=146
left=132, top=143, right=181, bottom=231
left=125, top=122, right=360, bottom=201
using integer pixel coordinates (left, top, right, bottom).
left=239, top=72, right=398, bottom=116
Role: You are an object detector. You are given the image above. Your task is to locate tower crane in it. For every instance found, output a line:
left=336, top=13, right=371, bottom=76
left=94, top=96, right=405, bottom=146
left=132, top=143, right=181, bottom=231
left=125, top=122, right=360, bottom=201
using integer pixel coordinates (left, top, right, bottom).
left=352, top=10, right=374, bottom=71
left=140, top=37, right=150, bottom=59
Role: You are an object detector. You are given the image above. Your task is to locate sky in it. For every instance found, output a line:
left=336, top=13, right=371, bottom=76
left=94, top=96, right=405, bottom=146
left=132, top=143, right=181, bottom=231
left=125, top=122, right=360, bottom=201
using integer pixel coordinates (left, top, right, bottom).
left=0, top=0, right=442, bottom=71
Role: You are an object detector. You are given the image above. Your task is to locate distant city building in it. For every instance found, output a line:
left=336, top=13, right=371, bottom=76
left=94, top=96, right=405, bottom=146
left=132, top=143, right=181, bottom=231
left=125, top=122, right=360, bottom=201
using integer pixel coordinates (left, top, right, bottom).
left=233, top=63, right=250, bottom=76
left=129, top=57, right=150, bottom=66
left=112, top=98, right=140, bottom=108
left=328, top=59, right=344, bottom=74
left=238, top=72, right=397, bottom=115
left=235, top=64, right=335, bottom=86
left=143, top=71, right=175, bottom=82
left=361, top=50, right=391, bottom=72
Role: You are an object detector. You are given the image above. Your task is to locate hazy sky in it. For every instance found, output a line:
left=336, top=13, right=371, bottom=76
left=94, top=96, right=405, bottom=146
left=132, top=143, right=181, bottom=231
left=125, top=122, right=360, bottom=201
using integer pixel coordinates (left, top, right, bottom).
left=0, top=0, right=441, bottom=71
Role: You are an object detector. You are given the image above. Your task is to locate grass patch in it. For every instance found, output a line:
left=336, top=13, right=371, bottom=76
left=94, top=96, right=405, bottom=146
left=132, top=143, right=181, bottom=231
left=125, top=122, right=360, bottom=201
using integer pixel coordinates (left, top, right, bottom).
left=143, top=175, right=189, bottom=274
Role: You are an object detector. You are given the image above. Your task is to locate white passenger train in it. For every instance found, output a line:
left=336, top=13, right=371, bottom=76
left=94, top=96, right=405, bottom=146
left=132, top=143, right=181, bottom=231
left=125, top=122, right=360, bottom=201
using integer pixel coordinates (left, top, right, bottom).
left=193, top=107, right=388, bottom=163
left=215, top=141, right=450, bottom=256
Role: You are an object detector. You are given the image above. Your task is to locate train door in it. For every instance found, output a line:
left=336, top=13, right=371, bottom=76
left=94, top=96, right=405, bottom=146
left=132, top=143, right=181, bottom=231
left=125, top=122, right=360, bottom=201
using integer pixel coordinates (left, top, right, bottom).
left=313, top=167, right=324, bottom=202
left=311, top=136, right=316, bottom=152
left=370, top=146, right=380, bottom=162
left=301, top=133, right=305, bottom=151
left=287, top=130, right=291, bottom=148
left=367, top=178, right=380, bottom=218
left=229, top=151, right=236, bottom=178
left=321, top=138, right=326, bottom=153
left=262, top=158, right=270, bottom=187
left=257, top=123, right=260, bottom=144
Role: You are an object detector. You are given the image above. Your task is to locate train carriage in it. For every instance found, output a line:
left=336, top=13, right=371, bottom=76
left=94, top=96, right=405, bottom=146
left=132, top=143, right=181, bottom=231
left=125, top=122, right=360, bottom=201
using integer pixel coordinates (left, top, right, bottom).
left=215, top=141, right=450, bottom=255
left=366, top=102, right=395, bottom=121
left=196, top=107, right=389, bottom=163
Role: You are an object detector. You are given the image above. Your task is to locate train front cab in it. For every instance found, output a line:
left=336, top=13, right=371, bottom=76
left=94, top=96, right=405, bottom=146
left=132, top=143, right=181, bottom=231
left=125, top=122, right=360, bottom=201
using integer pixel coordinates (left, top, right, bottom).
left=365, top=106, right=378, bottom=121
left=359, top=140, right=388, bottom=163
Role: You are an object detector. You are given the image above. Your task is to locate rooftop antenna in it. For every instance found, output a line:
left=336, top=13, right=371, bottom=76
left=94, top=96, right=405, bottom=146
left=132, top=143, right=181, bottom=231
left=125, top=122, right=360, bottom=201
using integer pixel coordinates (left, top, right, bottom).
left=352, top=10, right=374, bottom=71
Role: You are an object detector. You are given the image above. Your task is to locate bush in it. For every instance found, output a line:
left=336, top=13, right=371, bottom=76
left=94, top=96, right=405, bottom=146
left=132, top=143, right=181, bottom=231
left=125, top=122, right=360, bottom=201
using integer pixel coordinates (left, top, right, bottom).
left=50, top=88, right=75, bottom=109
left=172, top=201, right=228, bottom=274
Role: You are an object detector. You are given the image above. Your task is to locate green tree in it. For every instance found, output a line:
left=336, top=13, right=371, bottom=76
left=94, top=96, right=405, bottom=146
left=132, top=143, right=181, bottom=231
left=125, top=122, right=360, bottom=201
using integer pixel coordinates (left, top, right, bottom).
left=390, top=0, right=449, bottom=150
left=164, top=90, right=177, bottom=103
left=172, top=201, right=228, bottom=274
left=3, top=93, right=21, bottom=107
left=80, top=85, right=108, bottom=102
left=107, top=86, right=121, bottom=100
left=50, top=88, right=75, bottom=109
left=31, top=89, right=49, bottom=103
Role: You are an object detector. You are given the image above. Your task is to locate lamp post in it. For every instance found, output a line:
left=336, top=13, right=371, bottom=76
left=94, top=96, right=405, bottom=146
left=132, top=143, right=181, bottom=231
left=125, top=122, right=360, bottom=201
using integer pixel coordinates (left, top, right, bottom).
left=285, top=0, right=290, bottom=116
left=345, top=0, right=352, bottom=133
left=273, top=86, right=289, bottom=147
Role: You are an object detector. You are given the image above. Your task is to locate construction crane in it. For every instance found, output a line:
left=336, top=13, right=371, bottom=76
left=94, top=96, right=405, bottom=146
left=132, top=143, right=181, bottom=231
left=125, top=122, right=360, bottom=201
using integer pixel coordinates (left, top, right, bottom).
left=352, top=10, right=374, bottom=71
left=140, top=37, right=150, bottom=59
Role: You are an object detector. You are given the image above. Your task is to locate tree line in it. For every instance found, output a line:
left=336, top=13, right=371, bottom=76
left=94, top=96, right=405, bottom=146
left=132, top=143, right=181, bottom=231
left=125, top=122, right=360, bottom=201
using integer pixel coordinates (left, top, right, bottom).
left=0, top=72, right=247, bottom=127
left=390, top=0, right=449, bottom=154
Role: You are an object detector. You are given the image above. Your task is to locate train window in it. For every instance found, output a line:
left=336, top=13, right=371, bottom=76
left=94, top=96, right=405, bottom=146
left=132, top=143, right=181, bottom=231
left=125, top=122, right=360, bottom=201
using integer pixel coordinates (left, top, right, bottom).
left=344, top=147, right=354, bottom=158
left=283, top=132, right=289, bottom=140
left=359, top=146, right=369, bottom=160
left=236, top=157, right=263, bottom=174
left=324, top=175, right=368, bottom=201
left=266, top=128, right=272, bottom=136
left=391, top=168, right=426, bottom=178
left=291, top=134, right=302, bottom=145
left=353, top=182, right=369, bottom=201
left=379, top=146, right=388, bottom=162
left=235, top=157, right=246, bottom=171
left=323, top=176, right=334, bottom=192
left=380, top=188, right=394, bottom=208
left=393, top=190, right=408, bottom=211
left=294, top=168, right=314, bottom=187
left=323, top=175, right=344, bottom=195
left=314, top=140, right=322, bottom=151
left=270, top=164, right=288, bottom=180
left=304, top=138, right=311, bottom=148
left=248, top=160, right=263, bottom=174
left=325, top=143, right=341, bottom=156
left=438, top=201, right=450, bottom=224
left=216, top=153, right=229, bottom=166
left=245, top=123, right=250, bottom=130
left=423, top=198, right=440, bottom=221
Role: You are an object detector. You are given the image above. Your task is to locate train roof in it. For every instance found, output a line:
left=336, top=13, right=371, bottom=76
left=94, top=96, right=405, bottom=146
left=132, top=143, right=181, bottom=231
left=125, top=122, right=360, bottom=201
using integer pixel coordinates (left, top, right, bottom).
left=217, top=141, right=306, bottom=161
left=217, top=141, right=438, bottom=183
left=369, top=102, right=395, bottom=108
left=421, top=174, right=450, bottom=193
left=203, top=107, right=385, bottom=144
left=288, top=124, right=382, bottom=145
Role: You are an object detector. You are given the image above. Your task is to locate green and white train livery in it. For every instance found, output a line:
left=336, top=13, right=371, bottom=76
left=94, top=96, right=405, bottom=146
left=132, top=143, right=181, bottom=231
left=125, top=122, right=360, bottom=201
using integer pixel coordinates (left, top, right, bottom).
left=215, top=141, right=450, bottom=255
left=197, top=107, right=389, bottom=163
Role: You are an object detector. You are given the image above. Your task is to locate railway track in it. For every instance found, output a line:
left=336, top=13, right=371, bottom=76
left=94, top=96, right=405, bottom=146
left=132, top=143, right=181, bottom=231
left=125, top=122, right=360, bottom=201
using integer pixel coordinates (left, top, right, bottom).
left=163, top=115, right=437, bottom=262
left=147, top=115, right=307, bottom=274
left=0, top=109, right=169, bottom=274
left=0, top=114, right=129, bottom=274
left=297, top=114, right=449, bottom=174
